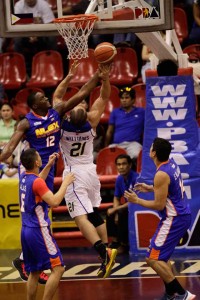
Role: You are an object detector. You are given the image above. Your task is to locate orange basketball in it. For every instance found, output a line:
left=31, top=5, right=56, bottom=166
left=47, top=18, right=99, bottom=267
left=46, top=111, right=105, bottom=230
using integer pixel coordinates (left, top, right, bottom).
left=94, top=42, right=117, bottom=64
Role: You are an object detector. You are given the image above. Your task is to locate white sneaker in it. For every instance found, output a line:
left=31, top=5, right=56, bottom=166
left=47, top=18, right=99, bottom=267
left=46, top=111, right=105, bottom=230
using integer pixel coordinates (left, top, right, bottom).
left=175, top=290, right=196, bottom=300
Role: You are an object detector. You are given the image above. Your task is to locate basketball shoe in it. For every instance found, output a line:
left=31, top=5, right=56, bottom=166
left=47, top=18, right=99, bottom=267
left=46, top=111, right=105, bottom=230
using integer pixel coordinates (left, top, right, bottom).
left=12, top=257, right=48, bottom=284
left=97, top=248, right=118, bottom=278
left=174, top=291, right=196, bottom=300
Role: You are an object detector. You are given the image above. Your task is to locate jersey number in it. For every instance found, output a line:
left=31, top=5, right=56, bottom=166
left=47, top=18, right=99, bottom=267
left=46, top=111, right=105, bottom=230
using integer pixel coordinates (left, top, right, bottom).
left=20, top=193, right=25, bottom=212
left=70, top=142, right=86, bottom=157
left=46, top=136, right=55, bottom=147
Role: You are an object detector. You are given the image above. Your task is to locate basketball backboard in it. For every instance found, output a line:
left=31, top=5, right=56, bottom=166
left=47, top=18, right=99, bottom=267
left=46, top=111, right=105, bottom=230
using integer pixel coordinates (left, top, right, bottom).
left=0, top=0, right=174, bottom=37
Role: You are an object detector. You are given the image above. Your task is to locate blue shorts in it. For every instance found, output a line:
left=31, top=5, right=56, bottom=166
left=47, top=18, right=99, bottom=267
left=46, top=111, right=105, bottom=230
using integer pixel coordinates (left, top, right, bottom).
left=146, top=214, right=191, bottom=262
left=21, top=225, right=64, bottom=273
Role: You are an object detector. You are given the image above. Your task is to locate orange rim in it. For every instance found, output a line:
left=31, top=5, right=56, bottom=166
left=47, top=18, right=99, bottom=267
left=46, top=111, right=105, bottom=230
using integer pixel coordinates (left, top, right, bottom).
left=54, top=14, right=98, bottom=23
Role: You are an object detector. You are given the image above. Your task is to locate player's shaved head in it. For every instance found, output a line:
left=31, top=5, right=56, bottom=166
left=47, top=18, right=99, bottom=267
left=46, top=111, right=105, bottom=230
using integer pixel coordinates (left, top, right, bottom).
left=70, top=107, right=87, bottom=127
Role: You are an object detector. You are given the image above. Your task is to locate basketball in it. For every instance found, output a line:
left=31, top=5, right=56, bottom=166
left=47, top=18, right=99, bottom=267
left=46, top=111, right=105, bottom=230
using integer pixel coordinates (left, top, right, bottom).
left=94, top=42, right=117, bottom=64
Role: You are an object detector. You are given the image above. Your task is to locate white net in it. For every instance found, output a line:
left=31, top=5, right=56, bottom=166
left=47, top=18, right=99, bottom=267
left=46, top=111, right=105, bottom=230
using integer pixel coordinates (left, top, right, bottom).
left=54, top=15, right=98, bottom=60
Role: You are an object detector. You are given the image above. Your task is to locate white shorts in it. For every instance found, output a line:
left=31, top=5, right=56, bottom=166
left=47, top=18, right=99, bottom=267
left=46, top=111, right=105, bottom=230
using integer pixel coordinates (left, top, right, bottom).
left=63, top=163, right=102, bottom=218
left=110, top=141, right=142, bottom=159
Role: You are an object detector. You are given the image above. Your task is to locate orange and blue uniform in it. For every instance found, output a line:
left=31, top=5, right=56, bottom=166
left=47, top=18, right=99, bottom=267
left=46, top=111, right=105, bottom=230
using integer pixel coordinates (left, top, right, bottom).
left=19, top=172, right=64, bottom=273
left=146, top=159, right=191, bottom=262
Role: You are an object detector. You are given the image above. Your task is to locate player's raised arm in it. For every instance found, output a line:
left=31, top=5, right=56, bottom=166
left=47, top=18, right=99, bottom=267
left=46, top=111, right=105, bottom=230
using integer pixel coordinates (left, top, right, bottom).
left=88, top=63, right=111, bottom=127
left=0, top=118, right=29, bottom=162
left=55, top=67, right=100, bottom=117
left=53, top=60, right=79, bottom=106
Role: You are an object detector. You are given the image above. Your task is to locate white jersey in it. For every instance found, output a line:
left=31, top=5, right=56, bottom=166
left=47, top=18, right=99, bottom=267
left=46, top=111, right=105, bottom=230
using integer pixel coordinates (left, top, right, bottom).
left=60, top=119, right=96, bottom=167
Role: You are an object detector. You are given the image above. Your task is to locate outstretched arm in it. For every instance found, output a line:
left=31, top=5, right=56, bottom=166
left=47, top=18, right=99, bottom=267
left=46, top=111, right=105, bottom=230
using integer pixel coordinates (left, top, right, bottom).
left=0, top=119, right=29, bottom=162
left=39, top=153, right=59, bottom=180
left=88, top=64, right=111, bottom=127
left=53, top=60, right=79, bottom=106
left=55, top=66, right=100, bottom=117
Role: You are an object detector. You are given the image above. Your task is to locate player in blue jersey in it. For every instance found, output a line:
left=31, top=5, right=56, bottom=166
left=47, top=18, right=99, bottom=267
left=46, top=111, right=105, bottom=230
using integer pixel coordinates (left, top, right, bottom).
left=19, top=148, right=75, bottom=300
left=0, top=61, right=102, bottom=283
left=124, top=137, right=195, bottom=300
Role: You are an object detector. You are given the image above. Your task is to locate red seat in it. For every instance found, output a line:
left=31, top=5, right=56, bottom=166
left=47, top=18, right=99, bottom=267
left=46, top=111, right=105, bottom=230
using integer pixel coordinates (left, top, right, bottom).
left=62, top=86, right=80, bottom=101
left=89, top=85, right=120, bottom=124
left=183, top=44, right=200, bottom=61
left=109, top=47, right=138, bottom=86
left=0, top=52, right=26, bottom=90
left=96, top=146, right=127, bottom=176
left=68, top=49, right=98, bottom=87
left=131, top=83, right=146, bottom=108
left=13, top=103, right=30, bottom=120
left=174, top=7, right=188, bottom=44
left=14, top=87, right=44, bottom=105
left=26, top=50, right=64, bottom=88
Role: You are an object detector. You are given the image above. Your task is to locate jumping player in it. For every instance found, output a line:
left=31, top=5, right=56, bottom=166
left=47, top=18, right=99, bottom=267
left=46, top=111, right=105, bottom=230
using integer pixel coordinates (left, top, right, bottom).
left=0, top=61, right=102, bottom=283
left=124, top=137, right=195, bottom=300
left=60, top=64, right=117, bottom=278
left=19, top=148, right=75, bottom=300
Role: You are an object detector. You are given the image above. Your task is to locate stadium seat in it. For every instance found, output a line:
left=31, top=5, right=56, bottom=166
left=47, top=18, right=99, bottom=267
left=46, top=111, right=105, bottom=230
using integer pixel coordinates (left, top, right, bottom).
left=173, top=7, right=188, bottom=44
left=89, top=85, right=120, bottom=124
left=26, top=50, right=64, bottom=88
left=0, top=52, right=26, bottom=90
left=183, top=44, right=200, bottom=62
left=131, top=83, right=146, bottom=108
left=109, top=47, right=138, bottom=86
left=96, top=146, right=127, bottom=176
left=12, top=103, right=30, bottom=120
left=68, top=49, right=98, bottom=87
left=14, top=87, right=44, bottom=105
left=96, top=146, right=127, bottom=189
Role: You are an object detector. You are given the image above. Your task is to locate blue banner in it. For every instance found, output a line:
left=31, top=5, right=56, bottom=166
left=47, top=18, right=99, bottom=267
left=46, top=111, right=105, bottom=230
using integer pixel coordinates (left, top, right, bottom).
left=129, top=73, right=200, bottom=254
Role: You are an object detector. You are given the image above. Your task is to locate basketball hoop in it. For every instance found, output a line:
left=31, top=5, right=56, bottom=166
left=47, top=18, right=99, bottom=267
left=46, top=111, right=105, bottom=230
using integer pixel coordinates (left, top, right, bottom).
left=54, top=14, right=98, bottom=60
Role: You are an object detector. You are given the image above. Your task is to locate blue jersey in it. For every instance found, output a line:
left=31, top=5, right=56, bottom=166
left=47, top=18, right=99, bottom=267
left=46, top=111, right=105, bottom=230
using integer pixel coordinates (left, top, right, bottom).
left=115, top=170, right=138, bottom=202
left=19, top=172, right=51, bottom=227
left=109, top=106, right=145, bottom=144
left=156, top=159, right=191, bottom=218
left=25, top=109, right=61, bottom=165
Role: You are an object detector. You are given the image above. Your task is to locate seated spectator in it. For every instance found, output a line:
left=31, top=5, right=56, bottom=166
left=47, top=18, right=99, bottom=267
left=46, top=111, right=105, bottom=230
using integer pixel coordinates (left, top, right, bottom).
left=104, top=87, right=145, bottom=168
left=106, top=154, right=138, bottom=254
left=0, top=103, right=16, bottom=149
left=188, top=0, right=200, bottom=44
left=14, top=0, right=57, bottom=76
left=0, top=150, right=18, bottom=179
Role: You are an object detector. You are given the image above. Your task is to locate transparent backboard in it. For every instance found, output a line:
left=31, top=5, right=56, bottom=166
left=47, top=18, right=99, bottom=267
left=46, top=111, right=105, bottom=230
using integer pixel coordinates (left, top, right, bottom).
left=0, top=0, right=174, bottom=37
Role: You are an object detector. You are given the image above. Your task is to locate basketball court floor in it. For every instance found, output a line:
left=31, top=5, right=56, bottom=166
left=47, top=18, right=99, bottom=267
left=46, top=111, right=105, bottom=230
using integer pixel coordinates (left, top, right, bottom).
left=0, top=247, right=200, bottom=299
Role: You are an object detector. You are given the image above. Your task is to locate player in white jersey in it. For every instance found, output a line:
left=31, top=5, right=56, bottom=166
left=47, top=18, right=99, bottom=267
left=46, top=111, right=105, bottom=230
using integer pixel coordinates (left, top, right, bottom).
left=60, top=64, right=117, bottom=279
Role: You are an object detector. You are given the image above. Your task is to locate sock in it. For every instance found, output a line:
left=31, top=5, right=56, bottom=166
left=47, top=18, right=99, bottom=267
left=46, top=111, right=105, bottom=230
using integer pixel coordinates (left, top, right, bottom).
left=94, top=240, right=107, bottom=260
left=19, top=252, right=23, bottom=260
left=165, top=278, right=185, bottom=295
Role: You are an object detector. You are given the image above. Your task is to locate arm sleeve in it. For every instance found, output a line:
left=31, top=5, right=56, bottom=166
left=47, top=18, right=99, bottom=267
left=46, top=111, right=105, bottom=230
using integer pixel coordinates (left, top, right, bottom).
left=32, top=177, right=50, bottom=197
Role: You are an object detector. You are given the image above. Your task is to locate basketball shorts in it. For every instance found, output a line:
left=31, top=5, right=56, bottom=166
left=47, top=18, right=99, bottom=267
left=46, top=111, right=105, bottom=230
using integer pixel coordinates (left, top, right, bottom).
left=146, top=214, right=191, bottom=262
left=63, top=163, right=102, bottom=218
left=21, top=225, right=64, bottom=273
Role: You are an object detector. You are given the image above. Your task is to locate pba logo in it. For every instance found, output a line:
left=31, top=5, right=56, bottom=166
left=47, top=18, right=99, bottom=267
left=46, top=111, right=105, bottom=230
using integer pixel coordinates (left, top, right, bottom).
left=134, top=6, right=159, bottom=19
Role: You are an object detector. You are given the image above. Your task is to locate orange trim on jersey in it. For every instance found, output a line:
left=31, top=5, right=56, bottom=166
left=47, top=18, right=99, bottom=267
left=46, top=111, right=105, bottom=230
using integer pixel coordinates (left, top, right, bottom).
left=50, top=256, right=62, bottom=268
left=25, top=171, right=39, bottom=176
left=31, top=110, right=49, bottom=118
left=149, top=248, right=160, bottom=260
left=32, top=178, right=50, bottom=203
left=157, top=160, right=169, bottom=171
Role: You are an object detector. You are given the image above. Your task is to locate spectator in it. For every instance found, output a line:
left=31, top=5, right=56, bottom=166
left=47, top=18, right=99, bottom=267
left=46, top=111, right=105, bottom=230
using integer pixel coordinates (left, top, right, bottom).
left=104, top=87, right=145, bottom=168
left=0, top=150, right=18, bottom=179
left=187, top=0, right=200, bottom=44
left=14, top=0, right=57, bottom=76
left=106, top=154, right=138, bottom=254
left=0, top=103, right=16, bottom=149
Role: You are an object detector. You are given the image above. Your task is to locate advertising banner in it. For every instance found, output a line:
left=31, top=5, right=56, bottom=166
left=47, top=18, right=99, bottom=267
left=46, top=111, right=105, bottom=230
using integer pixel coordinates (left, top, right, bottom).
left=129, top=73, right=200, bottom=254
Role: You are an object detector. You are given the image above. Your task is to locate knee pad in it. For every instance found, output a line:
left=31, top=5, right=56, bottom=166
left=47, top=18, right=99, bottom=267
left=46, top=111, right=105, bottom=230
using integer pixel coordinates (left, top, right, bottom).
left=88, top=207, right=104, bottom=227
